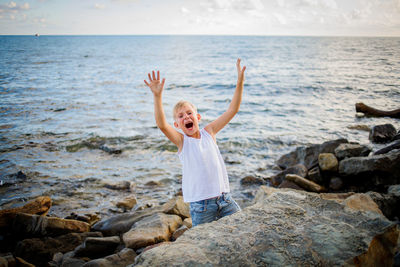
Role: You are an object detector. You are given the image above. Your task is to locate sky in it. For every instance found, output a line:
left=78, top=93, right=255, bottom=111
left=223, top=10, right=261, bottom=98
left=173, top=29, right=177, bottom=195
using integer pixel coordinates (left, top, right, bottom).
left=0, top=0, right=400, bottom=36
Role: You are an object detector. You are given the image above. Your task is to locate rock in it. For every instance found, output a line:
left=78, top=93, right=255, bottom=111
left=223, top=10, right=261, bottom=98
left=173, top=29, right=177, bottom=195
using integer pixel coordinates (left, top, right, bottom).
left=0, top=254, right=16, bottom=267
left=278, top=180, right=304, bottom=190
left=374, top=140, right=400, bottom=155
left=65, top=213, right=101, bottom=226
left=285, top=174, right=326, bottom=193
left=307, top=166, right=323, bottom=185
left=183, top=218, right=192, bottom=229
left=270, top=164, right=308, bottom=186
left=145, top=181, right=163, bottom=187
left=60, top=257, right=86, bottom=267
left=14, top=232, right=102, bottom=267
left=342, top=194, right=383, bottom=215
left=347, top=124, right=371, bottom=131
left=369, top=124, right=397, bottom=143
left=12, top=213, right=90, bottom=237
left=240, top=175, right=265, bottom=185
left=74, top=236, right=121, bottom=258
left=334, top=143, right=371, bottom=160
left=388, top=184, right=400, bottom=196
left=338, top=149, right=400, bottom=188
left=318, top=153, right=338, bottom=172
left=276, top=139, right=348, bottom=170
left=116, top=195, right=137, bottom=211
left=162, top=196, right=190, bottom=219
left=92, top=206, right=163, bottom=236
left=0, top=196, right=52, bottom=230
left=122, top=213, right=182, bottom=250
left=329, top=177, right=344, bottom=191
left=171, top=225, right=189, bottom=241
left=15, top=257, right=35, bottom=267
left=366, top=191, right=400, bottom=221
left=134, top=186, right=397, bottom=266
left=104, top=181, right=135, bottom=191
left=82, top=248, right=137, bottom=267
left=0, top=170, right=27, bottom=187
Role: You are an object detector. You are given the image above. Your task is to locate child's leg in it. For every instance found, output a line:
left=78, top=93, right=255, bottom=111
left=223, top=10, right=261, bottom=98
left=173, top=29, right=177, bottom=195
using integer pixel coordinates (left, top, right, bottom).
left=190, top=199, right=219, bottom=227
left=217, top=193, right=241, bottom=218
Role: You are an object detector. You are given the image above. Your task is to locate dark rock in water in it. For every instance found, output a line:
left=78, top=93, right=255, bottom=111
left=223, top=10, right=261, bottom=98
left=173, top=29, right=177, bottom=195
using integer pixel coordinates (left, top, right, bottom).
left=82, top=248, right=137, bottom=267
left=99, top=145, right=122, bottom=154
left=92, top=206, right=163, bottom=236
left=338, top=149, right=400, bottom=189
left=240, top=175, right=265, bottom=186
left=74, top=236, right=121, bottom=259
left=335, top=143, right=371, bottom=160
left=270, top=164, right=308, bottom=186
left=329, top=177, right=344, bottom=191
left=0, top=170, right=27, bottom=187
left=369, top=124, right=397, bottom=143
left=122, top=213, right=182, bottom=250
left=307, top=166, right=323, bottom=185
left=374, top=140, right=400, bottom=155
left=14, top=232, right=102, bottom=267
left=134, top=187, right=397, bottom=266
left=276, top=139, right=348, bottom=170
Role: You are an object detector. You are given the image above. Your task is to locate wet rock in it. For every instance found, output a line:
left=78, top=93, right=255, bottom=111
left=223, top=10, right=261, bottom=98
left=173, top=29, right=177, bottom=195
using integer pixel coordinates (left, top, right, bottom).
left=318, top=153, right=338, bottom=172
left=0, top=196, right=52, bottom=230
left=278, top=180, right=304, bottom=190
left=338, top=149, right=400, bottom=187
left=14, top=232, right=102, bottom=267
left=276, top=139, right=348, bottom=170
left=116, top=195, right=137, bottom=211
left=82, top=248, right=137, bottom=267
left=12, top=213, right=90, bottom=237
left=334, top=143, right=371, bottom=160
left=145, top=181, right=163, bottom=187
left=74, top=236, right=121, bottom=258
left=92, top=206, right=163, bottom=236
left=329, top=177, right=344, bottom=191
left=162, top=196, right=190, bottom=219
left=347, top=124, right=371, bottom=131
left=171, top=225, right=189, bottom=241
left=135, top=186, right=397, bottom=266
left=61, top=257, right=86, bottom=267
left=122, top=213, right=182, bottom=250
left=369, top=124, right=397, bottom=143
left=99, top=145, right=122, bottom=154
left=65, top=213, right=101, bottom=226
left=374, top=140, right=400, bottom=155
left=104, top=181, right=135, bottom=191
left=285, top=174, right=326, bottom=193
left=270, top=164, right=308, bottom=186
left=240, top=175, right=265, bottom=185
left=307, top=166, right=323, bottom=185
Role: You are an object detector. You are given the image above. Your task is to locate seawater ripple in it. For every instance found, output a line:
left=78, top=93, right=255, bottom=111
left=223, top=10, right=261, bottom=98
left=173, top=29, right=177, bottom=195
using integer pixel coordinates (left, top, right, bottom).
left=0, top=35, right=399, bottom=216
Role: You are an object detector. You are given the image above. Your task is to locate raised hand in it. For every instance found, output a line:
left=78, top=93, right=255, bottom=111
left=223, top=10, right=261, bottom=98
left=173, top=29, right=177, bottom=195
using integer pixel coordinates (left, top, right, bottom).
left=236, top=58, right=246, bottom=82
left=144, top=70, right=166, bottom=97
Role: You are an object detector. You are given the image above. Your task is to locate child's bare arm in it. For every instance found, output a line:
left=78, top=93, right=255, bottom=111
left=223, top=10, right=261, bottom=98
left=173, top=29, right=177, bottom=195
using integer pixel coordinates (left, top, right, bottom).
left=205, top=59, right=246, bottom=139
left=145, top=70, right=183, bottom=149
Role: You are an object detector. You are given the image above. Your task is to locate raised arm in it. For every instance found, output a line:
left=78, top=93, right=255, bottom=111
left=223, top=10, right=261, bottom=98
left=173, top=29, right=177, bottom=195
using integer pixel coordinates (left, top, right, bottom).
left=144, top=70, right=183, bottom=149
left=205, top=58, right=246, bottom=140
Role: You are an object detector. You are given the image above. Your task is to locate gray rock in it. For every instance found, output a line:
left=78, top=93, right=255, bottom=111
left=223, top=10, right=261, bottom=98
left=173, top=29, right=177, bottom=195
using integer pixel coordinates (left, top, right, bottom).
left=338, top=149, right=400, bottom=187
left=307, top=166, right=323, bottom=185
left=82, top=248, right=136, bottom=267
left=61, top=257, right=86, bottom=267
left=369, top=124, right=397, bottom=143
left=270, top=164, right=308, bottom=186
left=374, top=140, right=400, bottom=155
left=74, top=236, right=121, bottom=258
left=329, top=177, right=344, bottom=191
left=318, top=153, right=338, bottom=172
left=366, top=191, right=400, bottom=221
left=240, top=175, right=265, bottom=186
left=276, top=139, right=348, bottom=170
left=388, top=184, right=400, bottom=196
left=92, top=206, right=163, bottom=236
left=334, top=143, right=371, bottom=160
left=134, top=187, right=397, bottom=266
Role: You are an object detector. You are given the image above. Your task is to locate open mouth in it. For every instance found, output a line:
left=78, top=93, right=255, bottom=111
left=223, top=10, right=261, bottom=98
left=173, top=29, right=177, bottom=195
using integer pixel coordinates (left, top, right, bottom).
left=185, top=122, right=193, bottom=129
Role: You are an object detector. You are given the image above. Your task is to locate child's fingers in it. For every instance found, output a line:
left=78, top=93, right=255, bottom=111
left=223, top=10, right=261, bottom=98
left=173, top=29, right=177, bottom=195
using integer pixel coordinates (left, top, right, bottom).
left=161, top=78, right=166, bottom=88
left=148, top=73, right=152, bottom=81
left=157, top=70, right=160, bottom=81
left=152, top=71, right=156, bottom=80
left=144, top=80, right=149, bottom=86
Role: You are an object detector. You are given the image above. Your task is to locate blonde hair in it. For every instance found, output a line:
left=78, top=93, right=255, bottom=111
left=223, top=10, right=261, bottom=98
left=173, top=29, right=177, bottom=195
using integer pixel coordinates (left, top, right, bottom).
left=173, top=100, right=197, bottom=120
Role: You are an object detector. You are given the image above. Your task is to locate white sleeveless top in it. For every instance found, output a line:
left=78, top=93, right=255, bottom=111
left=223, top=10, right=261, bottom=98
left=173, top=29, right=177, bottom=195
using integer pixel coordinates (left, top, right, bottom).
left=178, top=128, right=230, bottom=202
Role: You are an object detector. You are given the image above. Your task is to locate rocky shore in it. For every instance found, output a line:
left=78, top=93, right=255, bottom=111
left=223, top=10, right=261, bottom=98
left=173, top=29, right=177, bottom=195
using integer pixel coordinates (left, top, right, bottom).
left=1, top=123, right=400, bottom=266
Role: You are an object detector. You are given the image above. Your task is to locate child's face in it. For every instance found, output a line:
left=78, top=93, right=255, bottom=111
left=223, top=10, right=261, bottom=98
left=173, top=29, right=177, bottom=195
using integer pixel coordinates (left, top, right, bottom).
left=174, top=104, right=201, bottom=136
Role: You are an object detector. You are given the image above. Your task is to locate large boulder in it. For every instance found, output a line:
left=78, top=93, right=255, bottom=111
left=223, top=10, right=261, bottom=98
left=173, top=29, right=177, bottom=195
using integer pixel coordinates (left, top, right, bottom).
left=338, top=149, right=400, bottom=189
left=134, top=187, right=398, bottom=266
left=122, top=213, right=182, bottom=250
left=334, top=143, right=371, bottom=160
left=83, top=248, right=137, bottom=267
left=74, top=236, right=121, bottom=258
left=276, top=139, right=348, bottom=170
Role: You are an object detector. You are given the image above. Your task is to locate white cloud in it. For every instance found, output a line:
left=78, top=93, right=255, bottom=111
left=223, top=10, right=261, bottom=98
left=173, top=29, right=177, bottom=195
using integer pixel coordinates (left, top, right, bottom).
left=94, top=3, right=106, bottom=9
left=181, top=7, right=189, bottom=14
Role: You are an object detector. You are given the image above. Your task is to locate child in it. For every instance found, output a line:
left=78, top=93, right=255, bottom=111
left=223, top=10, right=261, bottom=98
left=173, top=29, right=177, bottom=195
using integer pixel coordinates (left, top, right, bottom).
left=144, top=59, right=246, bottom=227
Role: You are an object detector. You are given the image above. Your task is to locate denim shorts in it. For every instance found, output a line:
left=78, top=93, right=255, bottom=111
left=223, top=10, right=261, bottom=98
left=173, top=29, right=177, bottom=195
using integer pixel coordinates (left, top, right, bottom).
left=189, top=193, right=241, bottom=227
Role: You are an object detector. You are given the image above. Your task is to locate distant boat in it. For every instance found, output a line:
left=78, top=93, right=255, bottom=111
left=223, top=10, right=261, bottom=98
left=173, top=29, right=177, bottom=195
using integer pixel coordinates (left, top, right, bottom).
left=35, top=33, right=40, bottom=37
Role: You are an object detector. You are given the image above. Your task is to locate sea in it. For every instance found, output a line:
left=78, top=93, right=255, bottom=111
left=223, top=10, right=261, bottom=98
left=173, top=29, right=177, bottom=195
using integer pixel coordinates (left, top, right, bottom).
left=1, top=35, right=399, bottom=217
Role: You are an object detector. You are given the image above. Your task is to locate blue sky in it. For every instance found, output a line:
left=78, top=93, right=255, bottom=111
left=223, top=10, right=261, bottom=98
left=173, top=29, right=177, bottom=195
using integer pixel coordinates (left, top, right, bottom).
left=1, top=0, right=400, bottom=36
